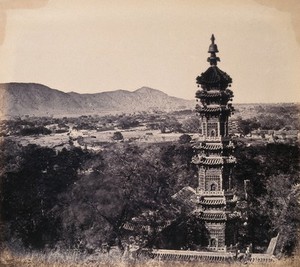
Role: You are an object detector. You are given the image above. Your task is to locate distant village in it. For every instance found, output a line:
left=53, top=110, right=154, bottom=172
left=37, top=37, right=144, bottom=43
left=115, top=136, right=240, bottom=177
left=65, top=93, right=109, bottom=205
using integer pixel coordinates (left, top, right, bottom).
left=0, top=106, right=299, bottom=153
left=229, top=121, right=299, bottom=144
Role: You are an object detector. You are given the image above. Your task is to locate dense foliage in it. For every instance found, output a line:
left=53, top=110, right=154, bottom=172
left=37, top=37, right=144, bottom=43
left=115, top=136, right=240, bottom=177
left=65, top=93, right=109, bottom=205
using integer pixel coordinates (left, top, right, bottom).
left=0, top=140, right=196, bottom=251
left=234, top=143, right=300, bottom=254
left=237, top=104, right=300, bottom=135
left=0, top=141, right=90, bottom=248
left=0, top=138, right=299, bottom=255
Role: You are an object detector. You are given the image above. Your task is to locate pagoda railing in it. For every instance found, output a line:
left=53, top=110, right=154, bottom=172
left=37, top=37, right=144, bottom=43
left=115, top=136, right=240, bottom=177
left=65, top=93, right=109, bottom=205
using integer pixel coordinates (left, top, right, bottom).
left=142, top=249, right=235, bottom=263
left=197, top=190, right=234, bottom=196
left=193, top=135, right=232, bottom=142
left=197, top=190, right=224, bottom=196
left=139, top=249, right=276, bottom=263
left=195, top=136, right=222, bottom=142
left=249, top=254, right=276, bottom=263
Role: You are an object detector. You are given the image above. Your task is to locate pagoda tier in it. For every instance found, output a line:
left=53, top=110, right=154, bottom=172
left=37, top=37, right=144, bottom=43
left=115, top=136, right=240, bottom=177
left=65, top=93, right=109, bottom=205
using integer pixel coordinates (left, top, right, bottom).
left=196, top=88, right=234, bottom=99
left=199, top=212, right=227, bottom=221
left=198, top=195, right=237, bottom=209
left=199, top=197, right=226, bottom=206
left=195, top=104, right=234, bottom=117
left=193, top=142, right=235, bottom=156
left=192, top=155, right=236, bottom=166
left=196, top=90, right=234, bottom=107
left=196, top=67, right=232, bottom=88
left=198, top=210, right=240, bottom=220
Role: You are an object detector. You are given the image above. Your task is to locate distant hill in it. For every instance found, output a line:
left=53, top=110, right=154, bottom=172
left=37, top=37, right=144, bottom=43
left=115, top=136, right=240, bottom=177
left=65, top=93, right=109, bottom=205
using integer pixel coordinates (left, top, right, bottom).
left=0, top=83, right=194, bottom=117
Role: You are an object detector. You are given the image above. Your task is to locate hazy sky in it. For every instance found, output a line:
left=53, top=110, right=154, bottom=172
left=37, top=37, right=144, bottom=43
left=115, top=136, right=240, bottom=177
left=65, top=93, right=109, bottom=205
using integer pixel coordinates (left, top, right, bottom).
left=0, top=0, right=299, bottom=103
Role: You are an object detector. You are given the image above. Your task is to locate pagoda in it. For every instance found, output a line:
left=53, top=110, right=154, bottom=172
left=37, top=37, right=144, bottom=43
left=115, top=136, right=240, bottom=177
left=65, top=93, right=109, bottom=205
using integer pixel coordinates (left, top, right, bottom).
left=192, top=35, right=240, bottom=251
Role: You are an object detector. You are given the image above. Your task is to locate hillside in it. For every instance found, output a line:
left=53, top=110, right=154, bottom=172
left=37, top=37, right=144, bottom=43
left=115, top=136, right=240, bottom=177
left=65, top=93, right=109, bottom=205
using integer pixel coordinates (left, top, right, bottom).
left=0, top=83, right=194, bottom=117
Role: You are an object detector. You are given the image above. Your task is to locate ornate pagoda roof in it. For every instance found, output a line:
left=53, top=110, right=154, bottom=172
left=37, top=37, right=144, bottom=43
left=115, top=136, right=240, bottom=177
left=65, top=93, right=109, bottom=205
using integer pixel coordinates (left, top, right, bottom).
left=203, top=158, right=223, bottom=165
left=196, top=35, right=232, bottom=87
left=197, top=66, right=232, bottom=86
left=199, top=197, right=226, bottom=205
left=195, top=88, right=234, bottom=100
left=200, top=212, right=227, bottom=221
left=195, top=105, right=232, bottom=114
left=193, top=143, right=223, bottom=150
left=192, top=157, right=224, bottom=165
left=192, top=156, right=236, bottom=165
left=197, top=90, right=222, bottom=98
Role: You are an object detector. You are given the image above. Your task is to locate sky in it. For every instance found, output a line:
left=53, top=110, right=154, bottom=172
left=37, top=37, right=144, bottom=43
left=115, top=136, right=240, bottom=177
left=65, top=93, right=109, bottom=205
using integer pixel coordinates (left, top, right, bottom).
left=0, top=0, right=299, bottom=103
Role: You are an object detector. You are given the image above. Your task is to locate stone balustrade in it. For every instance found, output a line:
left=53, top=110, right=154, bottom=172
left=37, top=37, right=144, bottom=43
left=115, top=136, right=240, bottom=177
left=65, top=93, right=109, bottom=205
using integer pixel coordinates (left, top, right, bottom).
left=142, top=249, right=234, bottom=263
left=195, top=136, right=222, bottom=142
left=198, top=190, right=224, bottom=196
left=139, top=249, right=276, bottom=264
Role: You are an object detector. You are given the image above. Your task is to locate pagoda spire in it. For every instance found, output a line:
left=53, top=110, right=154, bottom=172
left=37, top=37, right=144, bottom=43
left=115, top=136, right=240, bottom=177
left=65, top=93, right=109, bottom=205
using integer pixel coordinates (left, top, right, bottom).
left=207, top=34, right=220, bottom=66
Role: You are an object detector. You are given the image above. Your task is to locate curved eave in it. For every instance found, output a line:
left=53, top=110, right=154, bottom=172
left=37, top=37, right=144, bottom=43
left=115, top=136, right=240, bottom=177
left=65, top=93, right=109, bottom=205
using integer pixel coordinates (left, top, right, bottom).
left=193, top=143, right=223, bottom=150
left=199, top=200, right=226, bottom=205
left=192, top=156, right=236, bottom=165
left=195, top=89, right=234, bottom=100
left=196, top=66, right=232, bottom=85
left=199, top=212, right=227, bottom=221
left=195, top=106, right=233, bottom=117
left=200, top=107, right=231, bottom=112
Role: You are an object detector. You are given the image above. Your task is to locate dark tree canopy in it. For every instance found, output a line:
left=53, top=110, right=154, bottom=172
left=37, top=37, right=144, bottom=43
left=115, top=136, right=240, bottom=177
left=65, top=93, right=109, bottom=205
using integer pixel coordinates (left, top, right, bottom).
left=1, top=143, right=89, bottom=248
left=234, top=143, right=299, bottom=254
left=0, top=137, right=299, bottom=256
left=112, top=131, right=124, bottom=141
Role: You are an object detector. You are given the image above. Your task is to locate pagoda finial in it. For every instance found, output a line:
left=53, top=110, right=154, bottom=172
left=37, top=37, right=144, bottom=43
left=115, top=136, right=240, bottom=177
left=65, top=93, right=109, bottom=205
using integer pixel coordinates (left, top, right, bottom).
left=207, top=34, right=220, bottom=66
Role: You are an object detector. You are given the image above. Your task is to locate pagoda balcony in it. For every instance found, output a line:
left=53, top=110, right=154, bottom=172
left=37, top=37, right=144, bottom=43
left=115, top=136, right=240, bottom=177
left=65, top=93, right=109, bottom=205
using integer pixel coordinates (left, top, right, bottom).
left=197, top=189, right=225, bottom=196
left=193, top=143, right=223, bottom=150
left=197, top=189, right=235, bottom=197
left=196, top=90, right=222, bottom=98
left=192, top=155, right=236, bottom=165
left=195, top=89, right=233, bottom=99
left=195, top=105, right=232, bottom=112
left=199, top=197, right=226, bottom=205
left=192, top=156, right=223, bottom=165
left=192, top=135, right=232, bottom=142
left=193, top=135, right=222, bottom=142
left=199, top=211, right=227, bottom=221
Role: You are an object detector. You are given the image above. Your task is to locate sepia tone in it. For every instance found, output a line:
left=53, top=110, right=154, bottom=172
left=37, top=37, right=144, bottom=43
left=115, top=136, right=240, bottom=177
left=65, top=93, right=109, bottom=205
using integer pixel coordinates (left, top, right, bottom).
left=0, top=1, right=299, bottom=266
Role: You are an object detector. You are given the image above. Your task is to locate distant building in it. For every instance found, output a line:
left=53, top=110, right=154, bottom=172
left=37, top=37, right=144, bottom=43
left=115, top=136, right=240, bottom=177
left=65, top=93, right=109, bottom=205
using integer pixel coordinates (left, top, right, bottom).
left=274, top=129, right=298, bottom=142
left=228, top=120, right=242, bottom=137
left=249, top=128, right=298, bottom=143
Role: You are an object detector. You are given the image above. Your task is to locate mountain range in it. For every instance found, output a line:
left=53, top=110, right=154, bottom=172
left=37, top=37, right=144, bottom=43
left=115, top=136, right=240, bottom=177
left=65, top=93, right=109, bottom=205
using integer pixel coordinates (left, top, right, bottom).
left=0, top=83, right=194, bottom=117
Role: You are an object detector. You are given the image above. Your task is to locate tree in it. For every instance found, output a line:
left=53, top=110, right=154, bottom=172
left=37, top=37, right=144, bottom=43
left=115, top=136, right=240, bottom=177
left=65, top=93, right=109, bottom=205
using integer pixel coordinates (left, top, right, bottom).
left=181, top=116, right=201, bottom=133
left=1, top=144, right=88, bottom=248
left=59, top=142, right=197, bottom=250
left=112, top=131, right=124, bottom=141
left=159, top=117, right=182, bottom=133
left=257, top=175, right=300, bottom=255
left=20, top=126, right=51, bottom=136
left=237, top=117, right=260, bottom=135
left=117, top=116, right=139, bottom=129
left=178, top=134, right=192, bottom=144
left=234, top=143, right=300, bottom=253
left=258, top=115, right=285, bottom=130
left=157, top=213, right=209, bottom=249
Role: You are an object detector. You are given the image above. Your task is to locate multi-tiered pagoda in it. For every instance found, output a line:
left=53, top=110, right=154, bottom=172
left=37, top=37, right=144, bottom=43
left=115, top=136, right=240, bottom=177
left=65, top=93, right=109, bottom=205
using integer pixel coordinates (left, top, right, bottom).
left=192, top=35, right=240, bottom=251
